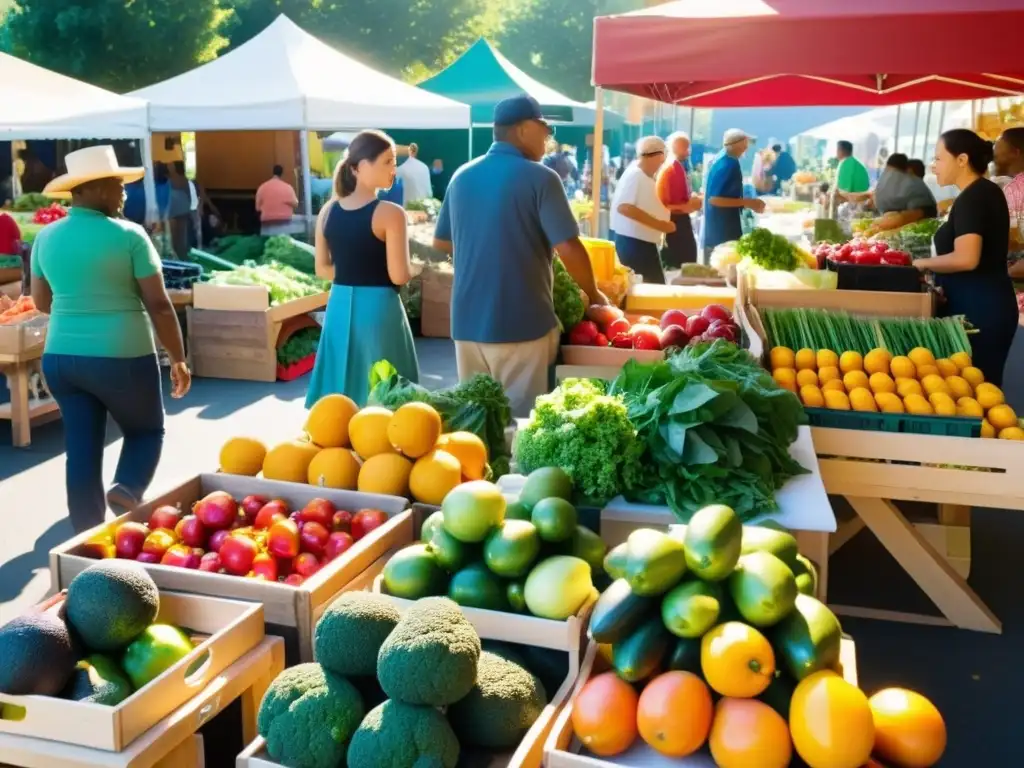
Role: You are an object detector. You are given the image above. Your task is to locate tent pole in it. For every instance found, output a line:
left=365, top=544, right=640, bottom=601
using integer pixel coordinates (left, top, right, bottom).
left=300, top=129, right=313, bottom=239
left=589, top=87, right=605, bottom=238
left=893, top=105, right=901, bottom=152
left=921, top=102, right=934, bottom=161
left=910, top=103, right=921, bottom=157
left=689, top=107, right=696, bottom=139
left=141, top=131, right=158, bottom=227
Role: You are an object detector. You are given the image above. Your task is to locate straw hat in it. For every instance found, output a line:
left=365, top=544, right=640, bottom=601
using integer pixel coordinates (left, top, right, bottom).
left=44, top=145, right=144, bottom=196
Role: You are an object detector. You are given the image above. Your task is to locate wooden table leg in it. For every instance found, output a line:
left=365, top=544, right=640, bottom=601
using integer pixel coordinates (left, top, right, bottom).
left=834, top=496, right=1000, bottom=633
left=9, top=363, right=31, bottom=447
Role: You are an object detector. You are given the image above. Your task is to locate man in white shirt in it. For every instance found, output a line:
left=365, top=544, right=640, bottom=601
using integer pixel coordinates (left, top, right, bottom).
left=610, top=135, right=674, bottom=283
left=395, top=143, right=433, bottom=205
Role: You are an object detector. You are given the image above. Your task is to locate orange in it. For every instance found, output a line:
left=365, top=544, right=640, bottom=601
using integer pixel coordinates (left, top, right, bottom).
left=435, top=431, right=488, bottom=480
left=863, top=348, right=892, bottom=376
left=570, top=671, right=639, bottom=756
left=916, top=364, right=940, bottom=379
left=637, top=671, right=713, bottom=757
left=797, top=368, right=820, bottom=388
left=822, top=378, right=846, bottom=394
left=701, top=622, right=775, bottom=698
left=889, top=356, right=916, bottom=379
left=816, top=349, right=839, bottom=369
left=843, top=370, right=870, bottom=392
left=790, top=671, right=874, bottom=768
left=709, top=698, right=792, bottom=768
left=869, top=688, right=947, bottom=768
left=817, top=365, right=841, bottom=384
left=839, top=351, right=863, bottom=374
left=773, top=368, right=797, bottom=391
left=770, top=346, right=796, bottom=370
left=795, top=348, right=817, bottom=371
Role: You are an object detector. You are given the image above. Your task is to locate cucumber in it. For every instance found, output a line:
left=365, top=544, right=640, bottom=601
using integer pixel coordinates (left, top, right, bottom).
left=740, top=525, right=801, bottom=570
left=665, top=637, right=702, bottom=675
left=589, top=579, right=656, bottom=644
left=603, top=543, right=628, bottom=580
left=770, top=593, right=842, bottom=681
left=661, top=579, right=724, bottom=639
left=792, top=554, right=819, bottom=597
left=611, top=615, right=672, bottom=683
left=684, top=504, right=742, bottom=582
left=622, top=529, right=687, bottom=596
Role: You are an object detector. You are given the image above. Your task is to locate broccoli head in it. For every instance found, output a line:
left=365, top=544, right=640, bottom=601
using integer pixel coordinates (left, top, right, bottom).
left=257, top=663, right=364, bottom=768
left=314, top=592, right=400, bottom=676
left=553, top=257, right=586, bottom=331
left=377, top=597, right=480, bottom=706
left=347, top=700, right=459, bottom=768
left=447, top=651, right=548, bottom=749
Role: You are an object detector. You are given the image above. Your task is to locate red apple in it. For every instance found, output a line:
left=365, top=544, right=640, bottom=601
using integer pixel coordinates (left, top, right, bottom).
left=660, top=309, right=690, bottom=330
left=193, top=491, right=237, bottom=531
left=593, top=332, right=609, bottom=347
left=324, top=531, right=354, bottom=562
left=299, top=521, right=330, bottom=556
left=83, top=533, right=116, bottom=560
left=629, top=325, right=662, bottom=351
left=254, top=500, right=289, bottom=530
left=685, top=314, right=711, bottom=338
left=331, top=510, right=353, bottom=533
left=160, top=544, right=195, bottom=568
left=611, top=333, right=633, bottom=349
left=351, top=509, right=389, bottom=541
left=299, top=499, right=335, bottom=528
left=220, top=535, right=260, bottom=576
left=659, top=324, right=690, bottom=350
left=293, top=553, right=321, bottom=579
left=701, top=303, right=733, bottom=324
left=706, top=319, right=738, bottom=343
left=114, top=522, right=149, bottom=560
left=283, top=573, right=305, bottom=586
left=198, top=552, right=222, bottom=572
left=251, top=553, right=279, bottom=581
left=142, top=529, right=176, bottom=559
left=136, top=552, right=161, bottom=564
left=268, top=519, right=300, bottom=559
left=209, top=529, right=231, bottom=553
left=175, top=515, right=207, bottom=548
left=606, top=317, right=630, bottom=339
left=148, top=504, right=183, bottom=532
left=187, top=548, right=204, bottom=569
left=240, top=495, right=267, bottom=525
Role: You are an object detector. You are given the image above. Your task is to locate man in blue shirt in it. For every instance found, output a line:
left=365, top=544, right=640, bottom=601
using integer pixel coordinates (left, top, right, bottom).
left=433, top=94, right=606, bottom=416
left=768, top=142, right=797, bottom=195
left=701, top=129, right=765, bottom=261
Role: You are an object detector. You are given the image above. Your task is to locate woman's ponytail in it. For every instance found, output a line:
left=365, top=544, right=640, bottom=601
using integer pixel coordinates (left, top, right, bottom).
left=332, top=130, right=395, bottom=199
left=334, top=156, right=358, bottom=198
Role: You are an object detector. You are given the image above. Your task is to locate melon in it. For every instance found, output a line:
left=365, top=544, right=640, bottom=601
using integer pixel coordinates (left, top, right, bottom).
left=388, top=402, right=443, bottom=459
left=435, top=432, right=488, bottom=481
left=409, top=450, right=463, bottom=506
left=262, top=440, right=321, bottom=484
left=349, top=407, right=397, bottom=460
left=307, top=447, right=361, bottom=489
left=358, top=453, right=413, bottom=497
left=219, top=437, right=267, bottom=476
left=304, top=394, right=359, bottom=448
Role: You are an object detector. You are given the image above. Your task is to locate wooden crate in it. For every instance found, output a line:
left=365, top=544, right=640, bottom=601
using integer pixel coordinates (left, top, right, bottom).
left=187, top=285, right=327, bottom=382
left=624, top=283, right=735, bottom=314
left=0, top=592, right=264, bottom=752
left=49, top=474, right=409, bottom=665
left=0, top=637, right=283, bottom=768
left=559, top=346, right=663, bottom=367
left=544, top=638, right=859, bottom=767
left=421, top=267, right=453, bottom=338
left=0, top=319, right=46, bottom=356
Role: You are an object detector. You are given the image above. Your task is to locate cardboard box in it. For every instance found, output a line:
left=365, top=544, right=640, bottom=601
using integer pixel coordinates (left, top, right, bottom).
left=559, top=346, right=664, bottom=367
left=421, top=267, right=453, bottom=338
left=49, top=474, right=409, bottom=664
left=0, top=318, right=47, bottom=357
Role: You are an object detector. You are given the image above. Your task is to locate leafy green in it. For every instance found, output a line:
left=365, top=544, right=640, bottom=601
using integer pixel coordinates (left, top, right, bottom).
left=263, top=236, right=316, bottom=275
left=206, top=262, right=327, bottom=305
left=608, top=340, right=808, bottom=521
left=210, top=234, right=267, bottom=265
left=736, top=228, right=800, bottom=272
left=552, top=257, right=586, bottom=332
left=513, top=379, right=643, bottom=504
left=12, top=193, right=50, bottom=212
left=277, top=327, right=320, bottom=366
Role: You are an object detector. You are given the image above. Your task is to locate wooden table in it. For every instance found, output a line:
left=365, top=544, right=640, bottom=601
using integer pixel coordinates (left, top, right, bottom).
left=0, top=344, right=58, bottom=447
left=0, top=637, right=283, bottom=768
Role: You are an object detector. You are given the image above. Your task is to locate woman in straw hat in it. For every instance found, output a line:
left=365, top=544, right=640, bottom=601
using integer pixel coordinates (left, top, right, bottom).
left=32, top=145, right=191, bottom=533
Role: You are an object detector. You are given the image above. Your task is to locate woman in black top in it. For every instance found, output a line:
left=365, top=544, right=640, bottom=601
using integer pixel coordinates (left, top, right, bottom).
left=915, top=129, right=1016, bottom=385
left=305, top=130, right=419, bottom=407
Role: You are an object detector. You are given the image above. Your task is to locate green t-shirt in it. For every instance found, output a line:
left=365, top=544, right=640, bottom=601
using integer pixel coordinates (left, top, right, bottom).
left=836, top=157, right=871, bottom=194
left=31, top=207, right=162, bottom=358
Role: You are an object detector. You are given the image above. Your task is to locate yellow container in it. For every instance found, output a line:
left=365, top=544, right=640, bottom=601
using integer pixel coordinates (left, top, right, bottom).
left=625, top=284, right=736, bottom=313
left=580, top=237, right=616, bottom=282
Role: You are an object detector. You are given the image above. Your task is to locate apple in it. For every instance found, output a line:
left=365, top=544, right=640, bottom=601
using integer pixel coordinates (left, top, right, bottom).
left=685, top=314, right=711, bottom=338
left=606, top=318, right=630, bottom=339
left=706, top=319, right=738, bottom=343
left=83, top=533, right=116, bottom=560
left=160, top=544, right=195, bottom=568
left=660, top=309, right=689, bottom=330
left=299, top=521, right=330, bottom=556
left=255, top=500, right=289, bottom=529
left=193, top=491, right=237, bottom=531
left=198, top=552, right=222, bottom=573
left=351, top=509, right=389, bottom=541
left=283, top=573, right=305, bottom=586
left=593, top=332, right=609, bottom=347
left=220, top=535, right=260, bottom=576
left=585, top=304, right=624, bottom=329
left=240, top=495, right=267, bottom=526
left=114, top=522, right=149, bottom=560
left=324, top=531, right=354, bottom=562
left=629, top=325, right=662, bottom=351
left=136, top=552, right=161, bottom=564
left=659, top=324, right=690, bottom=350
left=250, top=553, right=279, bottom=581
left=611, top=333, right=633, bottom=349
left=331, top=510, right=353, bottom=533
left=175, top=515, right=207, bottom=548
left=268, top=519, right=300, bottom=559
left=209, top=529, right=231, bottom=553
left=567, top=320, right=599, bottom=346
left=149, top=504, right=183, bottom=532
left=293, top=553, right=321, bottom=579
left=142, top=529, right=176, bottom=559
left=635, top=315, right=660, bottom=326
left=701, top=304, right=733, bottom=325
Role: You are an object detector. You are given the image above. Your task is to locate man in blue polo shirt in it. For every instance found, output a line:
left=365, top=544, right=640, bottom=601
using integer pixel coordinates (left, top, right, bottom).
left=701, top=129, right=765, bottom=261
left=433, top=94, right=607, bottom=416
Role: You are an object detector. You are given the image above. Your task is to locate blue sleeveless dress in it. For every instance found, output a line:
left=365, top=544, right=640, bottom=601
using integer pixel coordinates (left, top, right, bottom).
left=305, top=201, right=420, bottom=407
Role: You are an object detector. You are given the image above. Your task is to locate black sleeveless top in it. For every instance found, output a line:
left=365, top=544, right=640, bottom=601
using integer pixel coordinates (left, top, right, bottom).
left=323, top=200, right=396, bottom=291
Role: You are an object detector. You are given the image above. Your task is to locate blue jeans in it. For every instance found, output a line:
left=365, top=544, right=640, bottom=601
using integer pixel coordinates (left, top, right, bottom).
left=42, top=354, right=165, bottom=532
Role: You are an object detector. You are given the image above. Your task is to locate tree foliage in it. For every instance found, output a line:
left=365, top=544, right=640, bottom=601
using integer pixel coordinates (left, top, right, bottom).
left=2, top=0, right=231, bottom=92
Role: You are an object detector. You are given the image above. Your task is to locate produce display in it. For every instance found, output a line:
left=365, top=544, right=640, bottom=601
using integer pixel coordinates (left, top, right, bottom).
left=205, top=262, right=328, bottom=305
left=567, top=304, right=739, bottom=351
left=11, top=192, right=51, bottom=212
left=263, top=235, right=317, bottom=275
left=573, top=504, right=947, bottom=768
left=735, top=228, right=814, bottom=273
left=677, top=263, right=722, bottom=279
left=208, top=234, right=268, bottom=265
left=0, top=561, right=193, bottom=705
left=78, top=491, right=388, bottom=585
left=553, top=256, right=586, bottom=331
left=276, top=327, right=320, bottom=368
left=0, top=294, right=41, bottom=325
left=31, top=202, right=67, bottom=226
left=813, top=238, right=913, bottom=267
left=258, top=594, right=558, bottom=767
left=161, top=259, right=203, bottom=291
left=382, top=467, right=603, bottom=622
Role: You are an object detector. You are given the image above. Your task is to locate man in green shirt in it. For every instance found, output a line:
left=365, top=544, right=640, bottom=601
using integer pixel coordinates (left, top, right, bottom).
left=31, top=145, right=191, bottom=532
left=834, top=139, right=871, bottom=201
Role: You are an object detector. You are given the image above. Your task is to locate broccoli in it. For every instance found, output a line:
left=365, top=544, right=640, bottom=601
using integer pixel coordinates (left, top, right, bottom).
left=347, top=700, right=459, bottom=768
left=314, top=592, right=400, bottom=677
left=553, top=257, right=586, bottom=331
left=257, top=663, right=364, bottom=768
left=377, top=597, right=480, bottom=706
left=447, top=651, right=548, bottom=749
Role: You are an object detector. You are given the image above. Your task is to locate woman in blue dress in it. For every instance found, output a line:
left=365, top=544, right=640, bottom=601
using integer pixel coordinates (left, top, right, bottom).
left=306, top=130, right=419, bottom=407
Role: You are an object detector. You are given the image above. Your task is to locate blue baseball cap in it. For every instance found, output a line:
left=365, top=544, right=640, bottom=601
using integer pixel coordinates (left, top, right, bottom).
left=493, top=95, right=549, bottom=128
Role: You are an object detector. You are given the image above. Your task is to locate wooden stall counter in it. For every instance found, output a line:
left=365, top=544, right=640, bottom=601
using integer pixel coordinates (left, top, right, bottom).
left=0, top=320, right=58, bottom=447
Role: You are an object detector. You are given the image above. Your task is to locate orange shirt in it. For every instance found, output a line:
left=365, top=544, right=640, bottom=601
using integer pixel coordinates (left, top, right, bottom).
left=656, top=159, right=690, bottom=208
left=255, top=177, right=298, bottom=223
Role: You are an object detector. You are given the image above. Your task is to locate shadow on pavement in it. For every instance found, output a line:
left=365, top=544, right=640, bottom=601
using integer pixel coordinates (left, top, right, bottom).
left=0, top=518, right=74, bottom=603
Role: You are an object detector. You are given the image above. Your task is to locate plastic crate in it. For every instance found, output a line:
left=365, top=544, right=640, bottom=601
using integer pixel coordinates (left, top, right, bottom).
left=826, top=260, right=923, bottom=293
left=804, top=407, right=981, bottom=437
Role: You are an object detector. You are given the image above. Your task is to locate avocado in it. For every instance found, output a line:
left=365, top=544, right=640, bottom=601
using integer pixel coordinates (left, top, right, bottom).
left=0, top=612, right=76, bottom=695
left=683, top=504, right=743, bottom=582
left=792, top=554, right=819, bottom=597
left=64, top=655, right=133, bottom=705
left=611, top=615, right=672, bottom=683
left=728, top=551, right=798, bottom=628
left=661, top=579, right=723, bottom=638
left=64, top=560, right=160, bottom=652
left=770, top=593, right=842, bottom=681
left=519, top=467, right=574, bottom=510
left=589, top=578, right=656, bottom=644
left=484, top=520, right=541, bottom=578
left=382, top=544, right=449, bottom=599
left=449, top=562, right=509, bottom=611
left=623, top=529, right=687, bottom=596
left=741, top=525, right=801, bottom=570
left=603, top=543, right=628, bottom=579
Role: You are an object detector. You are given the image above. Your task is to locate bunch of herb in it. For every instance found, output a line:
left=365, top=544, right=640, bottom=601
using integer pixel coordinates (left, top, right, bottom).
left=552, top=257, right=586, bottom=331
left=736, top=227, right=800, bottom=272
left=262, top=236, right=316, bottom=275
left=277, top=327, right=320, bottom=367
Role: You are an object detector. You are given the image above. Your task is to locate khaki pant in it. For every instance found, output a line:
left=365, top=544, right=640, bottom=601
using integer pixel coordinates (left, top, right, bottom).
left=455, top=328, right=560, bottom=418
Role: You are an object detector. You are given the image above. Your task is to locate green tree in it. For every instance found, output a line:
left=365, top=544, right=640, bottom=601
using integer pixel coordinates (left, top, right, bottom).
left=497, top=0, right=643, bottom=101
left=2, top=0, right=231, bottom=92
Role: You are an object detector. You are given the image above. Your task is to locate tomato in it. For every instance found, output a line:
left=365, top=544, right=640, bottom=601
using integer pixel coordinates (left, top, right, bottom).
left=881, top=251, right=912, bottom=267
left=837, top=244, right=855, bottom=261
left=710, top=698, right=792, bottom=768
left=637, top=672, right=712, bottom=757
left=700, top=622, right=775, bottom=698
left=869, top=688, right=947, bottom=768
left=854, top=249, right=882, bottom=266
left=790, top=671, right=875, bottom=768
left=571, top=672, right=639, bottom=756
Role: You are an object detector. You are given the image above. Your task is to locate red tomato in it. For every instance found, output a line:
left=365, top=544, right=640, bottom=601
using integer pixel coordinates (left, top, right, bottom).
left=854, top=249, right=882, bottom=265
left=351, top=509, right=389, bottom=541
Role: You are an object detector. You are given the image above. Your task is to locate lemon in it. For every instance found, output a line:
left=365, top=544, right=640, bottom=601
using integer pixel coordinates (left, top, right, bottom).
left=961, top=366, right=985, bottom=389
left=908, top=347, right=936, bottom=368
left=935, top=358, right=959, bottom=378
left=824, top=390, right=851, bottom=410
left=975, top=383, right=1005, bottom=410
left=822, top=378, right=846, bottom=394
left=770, top=346, right=796, bottom=370
left=981, top=419, right=997, bottom=438
left=956, top=397, right=984, bottom=418
left=928, top=392, right=956, bottom=416
left=796, top=369, right=820, bottom=388
left=986, top=403, right=1018, bottom=431
left=816, top=349, right=840, bottom=369
left=903, top=394, right=934, bottom=415
left=868, top=372, right=896, bottom=395
left=800, top=385, right=825, bottom=408
left=795, top=348, right=817, bottom=371
left=916, top=364, right=940, bottom=379
left=864, top=348, right=893, bottom=376
left=896, top=377, right=923, bottom=398
left=839, top=351, right=864, bottom=374
left=849, top=387, right=878, bottom=412
left=944, top=375, right=972, bottom=399
left=843, top=370, right=870, bottom=391
left=950, top=351, right=972, bottom=371
left=920, top=374, right=950, bottom=397
left=889, top=356, right=917, bottom=380
left=998, top=426, right=1024, bottom=441
left=875, top=392, right=904, bottom=413
left=817, top=365, right=841, bottom=384
left=772, top=368, right=797, bottom=390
